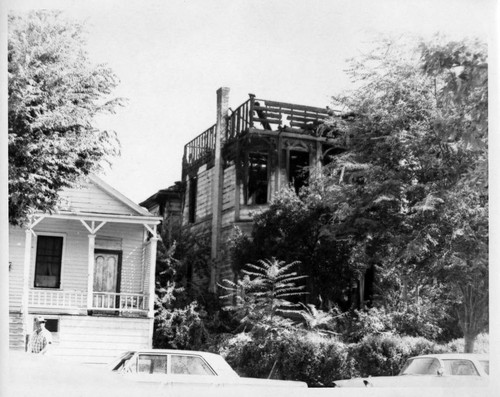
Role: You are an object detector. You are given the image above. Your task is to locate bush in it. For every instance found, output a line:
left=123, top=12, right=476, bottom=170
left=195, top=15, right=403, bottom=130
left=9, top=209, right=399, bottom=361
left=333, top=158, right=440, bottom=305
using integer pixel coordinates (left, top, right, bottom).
left=347, top=334, right=442, bottom=377
left=217, top=330, right=352, bottom=387
left=153, top=301, right=209, bottom=349
left=445, top=333, right=489, bottom=353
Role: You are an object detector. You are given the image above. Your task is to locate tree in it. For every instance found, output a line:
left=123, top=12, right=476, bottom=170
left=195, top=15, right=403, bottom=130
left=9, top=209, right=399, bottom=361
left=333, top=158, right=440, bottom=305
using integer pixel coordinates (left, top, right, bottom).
left=220, top=258, right=308, bottom=331
left=230, top=187, right=355, bottom=310
left=314, top=35, right=487, bottom=350
left=8, top=10, right=123, bottom=226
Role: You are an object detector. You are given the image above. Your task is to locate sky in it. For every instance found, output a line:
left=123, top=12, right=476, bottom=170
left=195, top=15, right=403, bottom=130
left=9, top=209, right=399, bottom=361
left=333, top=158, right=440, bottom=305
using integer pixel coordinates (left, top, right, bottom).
left=5, top=0, right=497, bottom=204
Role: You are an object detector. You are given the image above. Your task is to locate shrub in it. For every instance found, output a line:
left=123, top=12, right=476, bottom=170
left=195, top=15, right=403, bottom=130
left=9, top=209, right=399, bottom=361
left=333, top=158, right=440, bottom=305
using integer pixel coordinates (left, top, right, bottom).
left=153, top=301, right=209, bottom=349
left=217, top=330, right=352, bottom=387
left=445, top=333, right=489, bottom=353
left=347, top=334, right=442, bottom=377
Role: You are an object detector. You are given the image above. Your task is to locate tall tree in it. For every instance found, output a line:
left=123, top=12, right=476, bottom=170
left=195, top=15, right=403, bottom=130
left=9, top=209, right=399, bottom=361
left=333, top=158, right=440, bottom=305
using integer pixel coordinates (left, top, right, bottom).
left=315, top=35, right=488, bottom=351
left=8, top=10, right=123, bottom=226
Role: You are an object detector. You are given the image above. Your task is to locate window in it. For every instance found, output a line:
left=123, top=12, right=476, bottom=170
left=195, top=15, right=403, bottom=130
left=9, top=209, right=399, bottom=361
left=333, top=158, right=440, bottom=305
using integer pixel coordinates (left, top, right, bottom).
left=400, top=358, right=440, bottom=375
left=289, top=150, right=309, bottom=194
left=34, top=236, right=63, bottom=288
left=443, top=359, right=479, bottom=376
left=479, top=360, right=489, bottom=375
left=137, top=354, right=169, bottom=374
left=246, top=152, right=268, bottom=205
left=171, top=355, right=215, bottom=376
left=188, top=176, right=197, bottom=223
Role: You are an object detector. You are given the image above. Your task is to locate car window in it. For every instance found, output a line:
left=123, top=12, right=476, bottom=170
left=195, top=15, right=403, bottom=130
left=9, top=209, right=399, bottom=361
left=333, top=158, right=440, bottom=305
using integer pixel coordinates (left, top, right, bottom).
left=400, top=358, right=440, bottom=375
left=442, top=359, right=479, bottom=376
left=479, top=360, right=489, bottom=375
left=137, top=354, right=169, bottom=374
left=170, top=355, right=215, bottom=376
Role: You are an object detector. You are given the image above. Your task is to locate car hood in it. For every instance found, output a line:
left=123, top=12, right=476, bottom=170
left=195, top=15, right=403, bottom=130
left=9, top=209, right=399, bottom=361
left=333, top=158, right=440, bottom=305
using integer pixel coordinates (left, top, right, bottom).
left=333, top=375, right=488, bottom=388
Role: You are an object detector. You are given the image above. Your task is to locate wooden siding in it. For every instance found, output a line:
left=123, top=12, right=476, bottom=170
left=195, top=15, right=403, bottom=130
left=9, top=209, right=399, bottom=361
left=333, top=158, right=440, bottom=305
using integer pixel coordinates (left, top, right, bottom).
left=222, top=165, right=236, bottom=212
left=53, top=315, right=152, bottom=364
left=59, top=179, right=141, bottom=216
left=9, top=226, right=26, bottom=312
left=142, top=240, right=152, bottom=296
left=195, top=167, right=213, bottom=220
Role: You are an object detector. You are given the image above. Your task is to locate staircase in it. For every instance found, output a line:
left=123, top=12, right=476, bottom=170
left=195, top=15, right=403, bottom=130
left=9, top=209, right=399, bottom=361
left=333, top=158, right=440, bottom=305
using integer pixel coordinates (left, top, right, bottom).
left=9, top=312, right=25, bottom=351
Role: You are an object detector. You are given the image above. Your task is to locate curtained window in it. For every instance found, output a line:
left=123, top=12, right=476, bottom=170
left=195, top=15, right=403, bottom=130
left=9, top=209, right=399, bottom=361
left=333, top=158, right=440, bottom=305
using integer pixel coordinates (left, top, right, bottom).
left=34, top=236, right=63, bottom=288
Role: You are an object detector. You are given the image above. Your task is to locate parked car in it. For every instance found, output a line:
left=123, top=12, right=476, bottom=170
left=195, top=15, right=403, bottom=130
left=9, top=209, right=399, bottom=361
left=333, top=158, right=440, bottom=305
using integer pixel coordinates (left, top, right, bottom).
left=7, top=350, right=163, bottom=397
left=108, top=349, right=308, bottom=389
left=333, top=354, right=489, bottom=388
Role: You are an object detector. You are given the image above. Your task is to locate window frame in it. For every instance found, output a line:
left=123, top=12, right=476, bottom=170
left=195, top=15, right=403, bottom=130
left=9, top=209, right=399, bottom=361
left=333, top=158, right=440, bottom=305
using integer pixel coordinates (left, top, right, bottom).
left=287, top=148, right=310, bottom=194
left=244, top=151, right=269, bottom=205
left=188, top=176, right=198, bottom=223
left=33, top=233, right=66, bottom=290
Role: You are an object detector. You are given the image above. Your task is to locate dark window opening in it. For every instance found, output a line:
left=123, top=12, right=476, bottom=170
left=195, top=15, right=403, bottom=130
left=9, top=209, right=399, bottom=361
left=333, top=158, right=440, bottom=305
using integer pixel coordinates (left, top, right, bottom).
left=289, top=150, right=310, bottom=194
left=188, top=176, right=197, bottom=223
left=246, top=152, right=268, bottom=205
left=32, top=318, right=59, bottom=333
left=34, top=236, right=63, bottom=288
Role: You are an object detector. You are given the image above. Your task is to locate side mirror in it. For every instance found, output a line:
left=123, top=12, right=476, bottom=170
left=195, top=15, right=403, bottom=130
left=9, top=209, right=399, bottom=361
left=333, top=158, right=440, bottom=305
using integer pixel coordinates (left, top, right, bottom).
left=437, top=367, right=444, bottom=376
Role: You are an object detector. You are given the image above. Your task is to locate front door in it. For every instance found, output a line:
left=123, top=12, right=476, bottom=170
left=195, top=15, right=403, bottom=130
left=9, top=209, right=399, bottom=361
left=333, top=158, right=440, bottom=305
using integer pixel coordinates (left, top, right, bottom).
left=93, top=251, right=121, bottom=309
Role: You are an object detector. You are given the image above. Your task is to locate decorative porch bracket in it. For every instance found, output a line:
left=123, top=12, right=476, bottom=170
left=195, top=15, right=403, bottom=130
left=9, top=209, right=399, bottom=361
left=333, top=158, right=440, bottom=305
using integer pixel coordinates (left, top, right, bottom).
left=80, top=220, right=107, bottom=235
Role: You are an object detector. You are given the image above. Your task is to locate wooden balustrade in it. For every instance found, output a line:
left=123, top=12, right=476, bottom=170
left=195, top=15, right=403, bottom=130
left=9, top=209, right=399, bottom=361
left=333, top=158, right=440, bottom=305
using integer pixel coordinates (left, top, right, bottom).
left=92, top=292, right=148, bottom=312
left=29, top=289, right=86, bottom=309
left=183, top=94, right=338, bottom=169
left=28, top=290, right=149, bottom=313
left=183, top=124, right=216, bottom=168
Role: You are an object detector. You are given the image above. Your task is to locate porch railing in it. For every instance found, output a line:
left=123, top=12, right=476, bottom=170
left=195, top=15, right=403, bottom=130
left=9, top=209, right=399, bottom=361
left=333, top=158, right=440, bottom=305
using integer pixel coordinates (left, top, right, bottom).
left=28, top=290, right=149, bottom=313
left=29, top=289, right=86, bottom=309
left=92, top=292, right=148, bottom=312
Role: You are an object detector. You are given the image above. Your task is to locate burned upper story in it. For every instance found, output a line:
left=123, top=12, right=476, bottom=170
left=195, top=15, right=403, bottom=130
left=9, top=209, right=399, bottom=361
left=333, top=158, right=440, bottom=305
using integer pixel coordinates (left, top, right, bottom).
left=182, top=94, right=352, bottom=215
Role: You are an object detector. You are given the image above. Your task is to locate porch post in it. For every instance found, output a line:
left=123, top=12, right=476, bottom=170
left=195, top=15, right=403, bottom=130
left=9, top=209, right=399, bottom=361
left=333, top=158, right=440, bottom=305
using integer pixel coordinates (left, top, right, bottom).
left=148, top=236, right=159, bottom=318
left=87, top=234, right=96, bottom=310
left=22, top=229, right=33, bottom=340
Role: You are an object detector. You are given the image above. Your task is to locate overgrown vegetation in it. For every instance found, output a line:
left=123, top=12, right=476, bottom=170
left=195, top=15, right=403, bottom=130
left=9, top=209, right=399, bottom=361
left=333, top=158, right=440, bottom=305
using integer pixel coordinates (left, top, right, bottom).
left=153, top=34, right=488, bottom=384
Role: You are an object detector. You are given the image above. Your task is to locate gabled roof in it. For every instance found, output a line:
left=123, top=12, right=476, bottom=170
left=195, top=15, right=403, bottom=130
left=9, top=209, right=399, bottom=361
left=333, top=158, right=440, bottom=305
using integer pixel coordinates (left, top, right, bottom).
left=88, top=174, right=153, bottom=217
left=139, top=182, right=183, bottom=210
left=50, top=174, right=161, bottom=224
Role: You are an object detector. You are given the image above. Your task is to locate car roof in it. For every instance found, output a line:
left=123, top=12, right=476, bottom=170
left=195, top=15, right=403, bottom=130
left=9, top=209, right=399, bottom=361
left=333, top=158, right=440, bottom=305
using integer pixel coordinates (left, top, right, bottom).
left=122, top=349, right=221, bottom=357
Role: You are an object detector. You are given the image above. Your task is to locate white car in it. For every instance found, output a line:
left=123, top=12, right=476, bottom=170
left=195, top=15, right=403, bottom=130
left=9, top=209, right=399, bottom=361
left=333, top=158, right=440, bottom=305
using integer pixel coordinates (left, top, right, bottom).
left=333, top=353, right=489, bottom=388
left=109, top=349, right=308, bottom=389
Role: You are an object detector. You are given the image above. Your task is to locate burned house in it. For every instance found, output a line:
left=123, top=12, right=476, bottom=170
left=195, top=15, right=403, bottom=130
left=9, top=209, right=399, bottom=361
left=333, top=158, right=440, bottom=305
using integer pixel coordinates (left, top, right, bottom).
left=141, top=87, right=357, bottom=295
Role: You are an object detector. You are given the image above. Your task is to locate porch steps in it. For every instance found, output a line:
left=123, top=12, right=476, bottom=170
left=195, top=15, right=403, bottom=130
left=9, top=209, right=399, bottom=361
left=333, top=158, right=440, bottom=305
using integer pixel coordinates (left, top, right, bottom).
left=9, top=312, right=25, bottom=350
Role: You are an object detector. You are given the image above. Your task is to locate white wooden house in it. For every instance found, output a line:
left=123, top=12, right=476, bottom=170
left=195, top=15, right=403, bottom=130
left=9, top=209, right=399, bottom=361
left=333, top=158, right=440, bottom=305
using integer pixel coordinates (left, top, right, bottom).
left=8, top=174, right=161, bottom=364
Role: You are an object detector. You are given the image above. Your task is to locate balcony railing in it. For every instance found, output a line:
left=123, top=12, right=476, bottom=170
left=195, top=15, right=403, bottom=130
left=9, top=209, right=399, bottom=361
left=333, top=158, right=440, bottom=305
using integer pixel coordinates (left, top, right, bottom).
left=184, top=94, right=339, bottom=169
left=28, top=290, right=149, bottom=313
left=183, top=124, right=216, bottom=170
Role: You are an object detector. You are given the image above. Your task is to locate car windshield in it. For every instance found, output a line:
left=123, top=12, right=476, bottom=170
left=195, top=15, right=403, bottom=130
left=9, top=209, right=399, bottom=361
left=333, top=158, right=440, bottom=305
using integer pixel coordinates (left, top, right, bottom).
left=399, top=358, right=441, bottom=375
